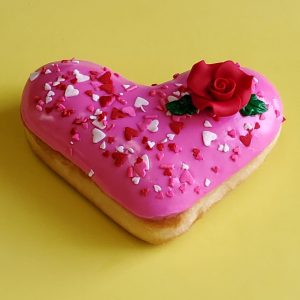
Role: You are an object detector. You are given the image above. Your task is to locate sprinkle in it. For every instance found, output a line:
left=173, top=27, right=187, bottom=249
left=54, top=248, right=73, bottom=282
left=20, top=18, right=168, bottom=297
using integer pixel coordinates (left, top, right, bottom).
left=45, top=69, right=52, bottom=74
left=65, top=85, right=79, bottom=97
left=179, top=170, right=194, bottom=185
left=167, top=133, right=175, bottom=140
left=92, top=94, right=100, bottom=101
left=204, top=178, right=211, bottom=187
left=203, top=120, right=212, bottom=128
left=230, top=154, right=238, bottom=161
left=141, top=154, right=150, bottom=170
left=227, top=129, right=236, bottom=138
left=132, top=177, right=141, bottom=185
left=211, top=166, right=219, bottom=173
left=92, top=119, right=106, bottom=129
left=88, top=169, right=94, bottom=177
left=122, top=84, right=130, bottom=90
left=161, top=138, right=168, bottom=143
left=29, top=71, right=40, bottom=81
left=181, top=163, right=189, bottom=170
left=223, top=144, right=230, bottom=152
left=73, top=69, right=90, bottom=82
left=100, top=141, right=106, bottom=149
left=156, top=152, right=164, bottom=161
left=147, top=119, right=159, bottom=132
left=44, top=83, right=51, bottom=91
left=233, top=146, right=240, bottom=154
left=147, top=141, right=155, bottom=149
left=194, top=186, right=201, bottom=194
left=134, top=97, right=149, bottom=112
left=192, top=148, right=203, bottom=160
left=92, top=128, right=106, bottom=143
left=239, top=132, right=252, bottom=147
left=244, top=122, right=253, bottom=130
left=45, top=96, right=53, bottom=104
left=100, top=95, right=114, bottom=107
left=111, top=152, right=127, bottom=166
left=35, top=104, right=43, bottom=112
left=169, top=121, right=184, bottom=134
left=127, top=85, right=138, bottom=92
left=173, top=90, right=181, bottom=97
left=202, top=131, right=217, bottom=146
left=122, top=106, right=136, bottom=117
left=166, top=188, right=174, bottom=198
left=167, top=95, right=178, bottom=102
left=128, top=147, right=135, bottom=154
left=116, top=146, right=125, bottom=153
left=153, top=185, right=162, bottom=192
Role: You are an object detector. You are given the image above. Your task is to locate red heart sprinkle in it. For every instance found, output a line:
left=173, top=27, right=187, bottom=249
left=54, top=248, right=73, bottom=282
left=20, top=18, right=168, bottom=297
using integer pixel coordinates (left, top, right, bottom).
left=124, top=127, right=139, bottom=141
left=100, top=95, right=114, bottom=107
left=97, top=71, right=112, bottom=84
left=100, top=84, right=114, bottom=94
left=111, top=108, right=128, bottom=120
left=169, top=121, right=184, bottom=134
left=239, top=132, right=253, bottom=147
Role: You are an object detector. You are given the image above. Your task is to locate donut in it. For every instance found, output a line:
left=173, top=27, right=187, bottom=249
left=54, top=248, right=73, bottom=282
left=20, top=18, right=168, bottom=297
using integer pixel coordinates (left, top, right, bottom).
left=21, top=59, right=284, bottom=244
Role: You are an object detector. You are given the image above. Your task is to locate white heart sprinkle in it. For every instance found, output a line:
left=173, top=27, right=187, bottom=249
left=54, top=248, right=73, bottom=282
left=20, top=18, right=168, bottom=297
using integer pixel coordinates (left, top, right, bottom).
left=244, top=123, right=253, bottom=130
left=161, top=138, right=168, bottom=143
left=94, top=109, right=102, bottom=115
left=92, top=120, right=106, bottom=129
left=45, top=69, right=52, bottom=74
left=88, top=169, right=94, bottom=177
left=204, top=120, right=212, bottom=128
left=223, top=144, right=230, bottom=153
left=74, top=70, right=90, bottom=83
left=44, top=83, right=51, bottom=91
left=132, top=177, right=141, bottom=185
left=147, top=119, right=159, bottom=132
left=128, top=148, right=135, bottom=154
left=100, top=141, right=106, bottom=150
left=175, top=83, right=183, bottom=87
left=173, top=91, right=181, bottom=96
left=204, top=178, right=211, bottom=187
left=147, top=141, right=155, bottom=149
left=202, top=131, right=217, bottom=147
left=123, top=84, right=130, bottom=90
left=181, top=163, right=189, bottom=170
left=65, top=85, right=79, bottom=97
left=47, top=90, right=55, bottom=97
left=29, top=71, right=40, bottom=81
left=134, top=97, right=149, bottom=111
left=218, top=144, right=224, bottom=152
left=153, top=185, right=162, bottom=192
left=92, top=94, right=100, bottom=101
left=142, top=154, right=150, bottom=170
left=45, top=96, right=53, bottom=104
left=116, top=146, right=125, bottom=153
left=167, top=133, right=175, bottom=140
left=89, top=115, right=97, bottom=120
left=167, top=95, right=178, bottom=102
left=92, top=128, right=106, bottom=143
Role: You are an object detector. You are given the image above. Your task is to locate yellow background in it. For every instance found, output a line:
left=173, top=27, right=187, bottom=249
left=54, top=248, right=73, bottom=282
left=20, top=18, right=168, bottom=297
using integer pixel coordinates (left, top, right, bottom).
left=0, top=0, right=299, bottom=299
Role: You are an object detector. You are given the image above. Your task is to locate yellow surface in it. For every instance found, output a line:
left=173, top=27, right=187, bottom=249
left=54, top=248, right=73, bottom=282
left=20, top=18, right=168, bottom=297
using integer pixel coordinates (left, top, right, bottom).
left=0, top=0, right=299, bottom=299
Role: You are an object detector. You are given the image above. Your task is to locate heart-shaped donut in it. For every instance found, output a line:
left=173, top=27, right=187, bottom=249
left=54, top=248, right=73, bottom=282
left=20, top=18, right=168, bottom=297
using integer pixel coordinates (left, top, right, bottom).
left=21, top=59, right=283, bottom=244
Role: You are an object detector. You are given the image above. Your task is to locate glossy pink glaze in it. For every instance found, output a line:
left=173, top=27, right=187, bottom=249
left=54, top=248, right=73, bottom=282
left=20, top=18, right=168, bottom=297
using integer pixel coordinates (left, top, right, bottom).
left=21, top=59, right=283, bottom=219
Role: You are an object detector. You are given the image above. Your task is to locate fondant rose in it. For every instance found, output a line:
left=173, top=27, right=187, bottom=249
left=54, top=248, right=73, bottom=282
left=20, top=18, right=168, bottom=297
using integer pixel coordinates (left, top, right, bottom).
left=187, top=60, right=253, bottom=117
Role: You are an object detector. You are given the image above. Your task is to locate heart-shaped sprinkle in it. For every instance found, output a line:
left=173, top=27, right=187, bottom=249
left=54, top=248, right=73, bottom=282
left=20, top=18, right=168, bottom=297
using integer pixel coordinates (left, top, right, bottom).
left=92, top=128, right=106, bottom=143
left=202, top=131, right=217, bottom=146
left=153, top=185, right=162, bottom=192
left=134, top=97, right=149, bottom=111
left=123, top=84, right=130, bottom=90
left=92, top=94, right=100, bottom=102
left=204, top=120, right=212, bottom=128
left=65, top=85, right=79, bottom=97
left=204, top=178, right=211, bottom=187
left=132, top=177, right=141, bottom=185
left=142, top=154, right=150, bottom=170
left=124, top=127, right=139, bottom=141
left=147, top=141, right=155, bottom=149
left=44, top=83, right=51, bottom=91
left=147, top=119, right=159, bottom=132
left=74, top=69, right=90, bottom=82
left=239, top=132, right=253, bottom=147
left=167, top=133, right=175, bottom=140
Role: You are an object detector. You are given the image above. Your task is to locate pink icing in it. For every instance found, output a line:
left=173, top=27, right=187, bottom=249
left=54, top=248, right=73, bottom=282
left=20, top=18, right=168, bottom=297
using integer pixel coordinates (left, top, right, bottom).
left=21, top=59, right=283, bottom=219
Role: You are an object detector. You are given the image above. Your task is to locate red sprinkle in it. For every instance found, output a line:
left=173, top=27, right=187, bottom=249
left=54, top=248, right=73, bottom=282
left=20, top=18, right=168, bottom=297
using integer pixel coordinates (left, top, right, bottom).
left=112, top=152, right=128, bottom=167
left=100, top=84, right=114, bottom=94
left=111, top=108, right=128, bottom=120
left=254, top=122, right=260, bottom=129
left=85, top=90, right=93, bottom=96
left=100, top=95, right=114, bottom=107
left=140, top=188, right=150, bottom=197
left=170, top=121, right=184, bottom=134
left=124, top=127, right=139, bottom=141
left=102, top=150, right=110, bottom=157
left=107, top=136, right=115, bottom=144
left=239, top=132, right=253, bottom=147
left=211, top=166, right=219, bottom=173
left=97, top=71, right=112, bottom=84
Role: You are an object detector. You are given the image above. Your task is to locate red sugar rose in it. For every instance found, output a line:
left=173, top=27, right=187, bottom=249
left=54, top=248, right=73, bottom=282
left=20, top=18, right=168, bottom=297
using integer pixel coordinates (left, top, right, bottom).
left=187, top=60, right=253, bottom=117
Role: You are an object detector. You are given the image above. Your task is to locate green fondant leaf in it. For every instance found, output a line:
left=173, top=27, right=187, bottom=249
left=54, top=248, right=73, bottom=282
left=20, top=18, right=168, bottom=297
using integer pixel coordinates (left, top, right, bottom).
left=166, top=95, right=197, bottom=115
left=240, top=94, right=268, bottom=116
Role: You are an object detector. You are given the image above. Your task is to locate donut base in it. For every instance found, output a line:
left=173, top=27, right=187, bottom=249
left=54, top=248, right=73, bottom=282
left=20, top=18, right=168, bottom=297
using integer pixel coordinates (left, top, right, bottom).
left=24, top=127, right=280, bottom=244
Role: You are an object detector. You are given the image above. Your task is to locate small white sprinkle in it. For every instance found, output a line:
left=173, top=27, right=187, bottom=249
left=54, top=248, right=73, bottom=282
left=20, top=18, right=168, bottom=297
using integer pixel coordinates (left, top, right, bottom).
left=161, top=138, right=168, bottom=143
left=244, top=123, right=253, bottom=130
left=92, top=128, right=106, bottom=143
left=92, top=94, right=100, bottom=101
left=181, top=163, right=189, bottom=170
left=175, top=83, right=183, bottom=87
left=44, top=83, right=51, bottom=91
left=134, top=97, right=149, bottom=111
left=132, top=177, right=141, bottom=185
left=122, top=84, right=130, bottom=90
left=128, top=147, right=135, bottom=154
left=92, top=119, right=106, bottom=129
left=89, top=115, right=97, bottom=120
left=147, top=119, right=159, bottom=132
left=204, top=120, right=212, bottom=128
left=153, top=185, right=162, bottom=192
left=45, top=96, right=53, bottom=104
left=74, top=69, right=90, bottom=83
left=167, top=133, right=175, bottom=140
left=116, top=146, right=125, bottom=153
left=45, top=69, right=52, bottom=74
left=142, top=154, right=150, bottom=170
left=223, top=144, right=230, bottom=153
left=147, top=141, right=155, bottom=149
left=204, top=178, right=211, bottom=187
left=202, top=131, right=218, bottom=147
left=100, top=141, right=106, bottom=150
left=47, top=90, right=55, bottom=97
left=65, top=85, right=79, bottom=97
left=218, top=144, right=224, bottom=152
left=88, top=169, right=94, bottom=177
left=167, top=95, right=178, bottom=102
left=94, top=108, right=102, bottom=115
left=173, top=91, right=181, bottom=97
